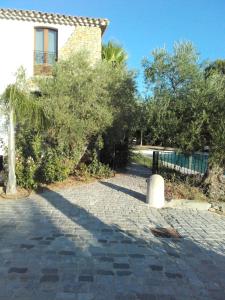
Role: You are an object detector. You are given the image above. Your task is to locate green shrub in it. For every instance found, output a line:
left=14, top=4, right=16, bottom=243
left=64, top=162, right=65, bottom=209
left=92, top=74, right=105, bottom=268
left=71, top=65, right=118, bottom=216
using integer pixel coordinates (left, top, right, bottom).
left=100, top=139, right=131, bottom=169
left=11, top=53, right=136, bottom=189
left=15, top=150, right=38, bottom=189
left=88, top=151, right=113, bottom=178
left=40, top=149, right=73, bottom=183
left=23, top=156, right=38, bottom=189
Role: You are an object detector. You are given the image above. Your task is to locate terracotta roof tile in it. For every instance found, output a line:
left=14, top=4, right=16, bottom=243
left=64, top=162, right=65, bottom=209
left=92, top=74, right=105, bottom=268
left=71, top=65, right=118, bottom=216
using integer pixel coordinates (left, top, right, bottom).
left=0, top=8, right=109, bottom=32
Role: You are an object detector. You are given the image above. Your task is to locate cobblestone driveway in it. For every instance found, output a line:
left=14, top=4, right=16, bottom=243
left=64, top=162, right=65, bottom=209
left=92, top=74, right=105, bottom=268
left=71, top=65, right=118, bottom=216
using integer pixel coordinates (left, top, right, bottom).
left=0, top=164, right=225, bottom=300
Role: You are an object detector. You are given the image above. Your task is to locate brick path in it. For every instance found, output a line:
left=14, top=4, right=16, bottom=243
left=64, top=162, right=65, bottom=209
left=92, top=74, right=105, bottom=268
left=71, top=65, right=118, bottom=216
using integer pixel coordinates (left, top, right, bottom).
left=0, top=164, right=225, bottom=299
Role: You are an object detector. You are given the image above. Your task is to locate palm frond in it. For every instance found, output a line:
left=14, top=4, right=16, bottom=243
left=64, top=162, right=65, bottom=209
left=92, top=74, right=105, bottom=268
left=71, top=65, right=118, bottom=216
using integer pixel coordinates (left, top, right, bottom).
left=4, top=84, right=49, bottom=129
left=102, top=41, right=128, bottom=67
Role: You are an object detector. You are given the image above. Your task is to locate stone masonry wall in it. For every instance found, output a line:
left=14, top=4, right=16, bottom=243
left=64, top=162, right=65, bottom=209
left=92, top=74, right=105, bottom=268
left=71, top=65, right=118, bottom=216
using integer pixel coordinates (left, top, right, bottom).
left=59, top=26, right=102, bottom=63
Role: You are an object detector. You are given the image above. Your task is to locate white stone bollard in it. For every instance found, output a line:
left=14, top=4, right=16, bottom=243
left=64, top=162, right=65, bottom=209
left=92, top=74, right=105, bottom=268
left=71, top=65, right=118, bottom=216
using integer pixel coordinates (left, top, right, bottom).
left=146, top=174, right=165, bottom=208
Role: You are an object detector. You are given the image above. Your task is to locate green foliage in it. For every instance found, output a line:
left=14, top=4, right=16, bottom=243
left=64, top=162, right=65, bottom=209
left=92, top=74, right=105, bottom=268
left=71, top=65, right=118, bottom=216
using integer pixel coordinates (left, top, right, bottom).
left=88, top=151, right=112, bottom=178
left=2, top=68, right=47, bottom=127
left=100, top=66, right=137, bottom=168
left=40, top=149, right=73, bottom=183
left=41, top=53, right=136, bottom=170
left=133, top=99, right=149, bottom=145
left=14, top=131, right=41, bottom=189
left=102, top=41, right=128, bottom=67
left=0, top=67, right=49, bottom=194
left=143, top=41, right=225, bottom=170
left=35, top=52, right=126, bottom=166
left=13, top=52, right=136, bottom=188
left=16, top=130, right=73, bottom=185
left=205, top=59, right=225, bottom=78
left=15, top=150, right=39, bottom=189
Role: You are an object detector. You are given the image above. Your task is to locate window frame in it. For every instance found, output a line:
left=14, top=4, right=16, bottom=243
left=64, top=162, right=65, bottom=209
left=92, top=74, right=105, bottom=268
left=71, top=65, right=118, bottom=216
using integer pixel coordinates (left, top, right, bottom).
left=34, top=26, right=58, bottom=74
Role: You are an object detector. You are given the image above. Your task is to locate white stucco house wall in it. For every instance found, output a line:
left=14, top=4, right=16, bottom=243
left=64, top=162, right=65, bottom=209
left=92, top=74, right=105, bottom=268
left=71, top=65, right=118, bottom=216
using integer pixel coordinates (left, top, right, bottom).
left=0, top=8, right=109, bottom=157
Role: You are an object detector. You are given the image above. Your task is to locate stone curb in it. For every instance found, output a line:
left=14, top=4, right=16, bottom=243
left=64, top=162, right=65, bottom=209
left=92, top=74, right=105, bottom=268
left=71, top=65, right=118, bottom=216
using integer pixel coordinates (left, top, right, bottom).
left=163, top=199, right=211, bottom=210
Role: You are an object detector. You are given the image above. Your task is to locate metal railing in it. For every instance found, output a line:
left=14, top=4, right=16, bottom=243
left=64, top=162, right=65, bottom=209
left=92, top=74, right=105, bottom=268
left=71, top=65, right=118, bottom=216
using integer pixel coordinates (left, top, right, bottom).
left=153, top=151, right=208, bottom=176
left=34, top=51, right=57, bottom=65
left=0, top=156, right=3, bottom=171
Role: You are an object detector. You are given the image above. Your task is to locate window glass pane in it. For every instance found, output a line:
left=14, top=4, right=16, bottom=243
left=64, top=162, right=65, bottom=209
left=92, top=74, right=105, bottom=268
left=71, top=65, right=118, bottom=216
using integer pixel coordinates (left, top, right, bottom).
left=48, top=30, right=57, bottom=64
left=35, top=29, right=44, bottom=64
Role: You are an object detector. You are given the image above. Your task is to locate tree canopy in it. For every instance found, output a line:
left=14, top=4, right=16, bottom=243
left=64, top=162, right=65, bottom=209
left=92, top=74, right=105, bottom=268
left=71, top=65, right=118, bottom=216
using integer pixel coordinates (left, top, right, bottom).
left=1, top=52, right=137, bottom=189
left=205, top=59, right=225, bottom=78
left=143, top=42, right=225, bottom=198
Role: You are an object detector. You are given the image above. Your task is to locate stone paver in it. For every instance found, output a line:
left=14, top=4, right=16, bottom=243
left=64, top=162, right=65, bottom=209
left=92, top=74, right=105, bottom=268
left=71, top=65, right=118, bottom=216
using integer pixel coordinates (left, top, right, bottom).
left=0, top=164, right=225, bottom=299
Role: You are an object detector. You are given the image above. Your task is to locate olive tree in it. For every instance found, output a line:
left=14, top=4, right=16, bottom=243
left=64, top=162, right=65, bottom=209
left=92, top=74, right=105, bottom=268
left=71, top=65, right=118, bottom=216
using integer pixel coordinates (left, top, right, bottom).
left=2, top=52, right=137, bottom=189
left=143, top=42, right=225, bottom=199
left=36, top=53, right=114, bottom=166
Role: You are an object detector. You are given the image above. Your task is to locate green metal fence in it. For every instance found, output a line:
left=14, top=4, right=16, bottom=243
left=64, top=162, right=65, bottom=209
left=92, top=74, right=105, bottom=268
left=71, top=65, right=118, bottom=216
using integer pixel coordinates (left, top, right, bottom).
left=153, top=151, right=208, bottom=176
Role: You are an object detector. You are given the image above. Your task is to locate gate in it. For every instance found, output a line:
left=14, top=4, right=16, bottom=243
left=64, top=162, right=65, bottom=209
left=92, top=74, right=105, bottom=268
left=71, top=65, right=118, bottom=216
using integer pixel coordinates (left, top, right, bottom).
left=0, top=156, right=3, bottom=171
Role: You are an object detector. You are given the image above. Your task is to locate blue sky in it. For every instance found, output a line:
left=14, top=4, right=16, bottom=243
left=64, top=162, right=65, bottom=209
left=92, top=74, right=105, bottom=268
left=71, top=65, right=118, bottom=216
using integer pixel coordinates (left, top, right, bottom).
left=1, top=0, right=225, bottom=93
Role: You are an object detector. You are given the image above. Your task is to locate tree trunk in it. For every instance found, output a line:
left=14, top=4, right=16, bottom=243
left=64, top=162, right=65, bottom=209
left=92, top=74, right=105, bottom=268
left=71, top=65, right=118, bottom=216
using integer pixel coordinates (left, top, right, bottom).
left=140, top=129, right=143, bottom=146
left=6, top=104, right=17, bottom=195
left=203, top=163, right=225, bottom=201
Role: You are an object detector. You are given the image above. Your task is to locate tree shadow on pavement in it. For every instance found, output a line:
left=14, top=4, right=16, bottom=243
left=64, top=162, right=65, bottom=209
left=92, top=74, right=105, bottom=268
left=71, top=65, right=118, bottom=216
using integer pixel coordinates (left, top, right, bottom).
left=0, top=186, right=225, bottom=300
left=100, top=181, right=146, bottom=203
left=40, top=187, right=225, bottom=300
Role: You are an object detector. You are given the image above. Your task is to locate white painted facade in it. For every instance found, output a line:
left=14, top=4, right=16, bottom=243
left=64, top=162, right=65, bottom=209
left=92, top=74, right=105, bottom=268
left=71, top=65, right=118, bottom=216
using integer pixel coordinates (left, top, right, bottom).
left=0, top=18, right=75, bottom=94
left=0, top=19, right=76, bottom=155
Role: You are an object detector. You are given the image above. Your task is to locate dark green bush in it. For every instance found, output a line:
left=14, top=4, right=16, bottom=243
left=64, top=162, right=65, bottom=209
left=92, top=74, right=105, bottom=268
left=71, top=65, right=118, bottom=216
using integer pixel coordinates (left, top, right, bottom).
left=40, top=149, right=73, bottom=183
left=12, top=53, right=136, bottom=189
left=15, top=155, right=38, bottom=189
left=88, top=151, right=113, bottom=178
left=100, top=138, right=131, bottom=169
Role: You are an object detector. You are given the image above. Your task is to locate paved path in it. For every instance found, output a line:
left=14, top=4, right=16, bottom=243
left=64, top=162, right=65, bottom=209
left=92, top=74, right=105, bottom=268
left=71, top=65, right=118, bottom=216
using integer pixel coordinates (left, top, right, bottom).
left=0, top=164, right=225, bottom=300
